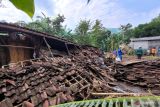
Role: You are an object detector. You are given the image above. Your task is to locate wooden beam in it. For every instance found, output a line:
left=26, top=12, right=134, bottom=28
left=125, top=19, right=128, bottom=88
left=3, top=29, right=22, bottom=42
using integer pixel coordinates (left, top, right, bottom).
left=43, top=37, right=54, bottom=57
left=0, top=45, right=34, bottom=49
left=91, top=93, right=152, bottom=96
left=65, top=43, right=70, bottom=55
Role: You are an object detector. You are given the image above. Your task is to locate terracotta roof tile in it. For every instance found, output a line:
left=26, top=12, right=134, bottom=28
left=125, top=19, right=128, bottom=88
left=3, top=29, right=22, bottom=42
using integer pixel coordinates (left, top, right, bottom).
left=0, top=98, right=13, bottom=107
left=1, top=47, right=160, bottom=107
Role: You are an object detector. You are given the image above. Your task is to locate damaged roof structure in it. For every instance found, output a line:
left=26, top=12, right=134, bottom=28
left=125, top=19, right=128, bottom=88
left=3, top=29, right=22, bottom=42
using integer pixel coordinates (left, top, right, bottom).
left=0, top=22, right=77, bottom=66
left=0, top=23, right=160, bottom=107
left=0, top=22, right=81, bottom=107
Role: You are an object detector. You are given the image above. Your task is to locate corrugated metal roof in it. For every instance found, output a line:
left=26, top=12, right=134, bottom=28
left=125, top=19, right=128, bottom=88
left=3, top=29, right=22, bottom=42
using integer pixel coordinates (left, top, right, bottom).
left=131, top=36, right=160, bottom=42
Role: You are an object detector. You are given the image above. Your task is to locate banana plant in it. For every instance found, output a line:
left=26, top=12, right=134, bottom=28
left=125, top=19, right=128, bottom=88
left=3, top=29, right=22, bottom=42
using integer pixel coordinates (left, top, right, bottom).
left=9, top=0, right=35, bottom=18
left=52, top=96, right=160, bottom=107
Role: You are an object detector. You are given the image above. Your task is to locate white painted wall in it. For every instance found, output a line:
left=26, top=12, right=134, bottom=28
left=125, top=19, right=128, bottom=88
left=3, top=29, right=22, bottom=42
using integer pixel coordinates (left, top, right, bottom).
left=132, top=41, right=148, bottom=49
left=148, top=40, right=160, bottom=49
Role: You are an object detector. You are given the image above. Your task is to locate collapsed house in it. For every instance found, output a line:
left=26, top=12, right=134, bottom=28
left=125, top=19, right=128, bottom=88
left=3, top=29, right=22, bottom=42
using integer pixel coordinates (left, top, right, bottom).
left=0, top=22, right=80, bottom=107
left=0, top=23, right=160, bottom=107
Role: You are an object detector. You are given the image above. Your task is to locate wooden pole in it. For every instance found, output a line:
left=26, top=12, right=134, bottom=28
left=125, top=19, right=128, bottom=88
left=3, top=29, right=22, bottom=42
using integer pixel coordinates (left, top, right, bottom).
left=91, top=93, right=152, bottom=96
left=65, top=43, right=70, bottom=55
left=43, top=37, right=54, bottom=57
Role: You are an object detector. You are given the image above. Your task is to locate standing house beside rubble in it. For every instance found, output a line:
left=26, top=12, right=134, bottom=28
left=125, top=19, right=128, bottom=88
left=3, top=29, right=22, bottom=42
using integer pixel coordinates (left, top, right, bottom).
left=129, top=36, right=160, bottom=50
left=0, top=22, right=77, bottom=67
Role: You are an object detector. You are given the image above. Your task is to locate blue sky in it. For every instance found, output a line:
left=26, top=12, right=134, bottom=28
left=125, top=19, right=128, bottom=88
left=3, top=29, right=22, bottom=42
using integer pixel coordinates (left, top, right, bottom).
left=0, top=0, right=160, bottom=29
left=119, top=0, right=160, bottom=12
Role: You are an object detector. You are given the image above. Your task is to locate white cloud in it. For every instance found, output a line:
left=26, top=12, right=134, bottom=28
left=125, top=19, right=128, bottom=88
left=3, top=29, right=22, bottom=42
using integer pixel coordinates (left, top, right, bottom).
left=53, top=0, right=160, bottom=29
left=0, top=0, right=31, bottom=22
left=122, top=7, right=160, bottom=27
left=0, top=0, right=55, bottom=23
left=33, top=0, right=55, bottom=18
left=0, top=0, right=160, bottom=29
left=53, top=0, right=117, bottom=28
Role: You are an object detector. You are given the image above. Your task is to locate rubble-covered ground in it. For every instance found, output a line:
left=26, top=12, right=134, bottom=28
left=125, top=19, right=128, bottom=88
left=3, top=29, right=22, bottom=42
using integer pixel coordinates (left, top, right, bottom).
left=0, top=46, right=160, bottom=107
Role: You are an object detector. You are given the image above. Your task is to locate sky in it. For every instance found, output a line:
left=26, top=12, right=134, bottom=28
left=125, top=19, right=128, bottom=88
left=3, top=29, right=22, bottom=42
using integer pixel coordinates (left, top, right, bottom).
left=0, top=0, right=160, bottom=29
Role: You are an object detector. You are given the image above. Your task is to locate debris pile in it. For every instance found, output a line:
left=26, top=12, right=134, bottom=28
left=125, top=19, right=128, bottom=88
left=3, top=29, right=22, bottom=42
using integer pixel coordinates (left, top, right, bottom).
left=0, top=47, right=116, bottom=107
left=115, top=60, right=160, bottom=95
left=0, top=47, right=160, bottom=107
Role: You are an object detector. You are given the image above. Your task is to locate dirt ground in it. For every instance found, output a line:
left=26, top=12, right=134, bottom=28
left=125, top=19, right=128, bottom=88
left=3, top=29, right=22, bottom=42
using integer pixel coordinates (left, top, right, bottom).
left=121, top=55, right=160, bottom=65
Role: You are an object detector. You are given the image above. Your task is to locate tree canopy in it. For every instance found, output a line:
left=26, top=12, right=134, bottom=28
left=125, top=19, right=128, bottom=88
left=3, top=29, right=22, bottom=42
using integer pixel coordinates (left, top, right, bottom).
left=128, top=15, right=160, bottom=38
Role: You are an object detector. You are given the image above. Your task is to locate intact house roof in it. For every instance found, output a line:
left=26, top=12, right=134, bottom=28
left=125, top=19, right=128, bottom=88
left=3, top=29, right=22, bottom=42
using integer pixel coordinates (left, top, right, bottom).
left=131, top=36, right=160, bottom=42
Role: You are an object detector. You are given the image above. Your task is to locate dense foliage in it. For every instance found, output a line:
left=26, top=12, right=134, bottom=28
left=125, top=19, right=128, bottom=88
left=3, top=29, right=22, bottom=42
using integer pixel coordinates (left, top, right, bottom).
left=126, top=15, right=160, bottom=39
left=14, top=14, right=160, bottom=52
left=19, top=16, right=120, bottom=52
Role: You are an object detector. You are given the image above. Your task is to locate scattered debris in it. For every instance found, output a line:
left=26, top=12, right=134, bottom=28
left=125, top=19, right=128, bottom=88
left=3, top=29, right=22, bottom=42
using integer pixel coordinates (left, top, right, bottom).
left=115, top=60, right=160, bottom=95
left=0, top=47, right=160, bottom=107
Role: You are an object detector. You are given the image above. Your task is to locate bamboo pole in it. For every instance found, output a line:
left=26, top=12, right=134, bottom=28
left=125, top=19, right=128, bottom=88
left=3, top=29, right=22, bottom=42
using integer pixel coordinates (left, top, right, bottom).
left=65, top=43, right=70, bottom=55
left=91, top=93, right=152, bottom=96
left=43, top=37, right=54, bottom=58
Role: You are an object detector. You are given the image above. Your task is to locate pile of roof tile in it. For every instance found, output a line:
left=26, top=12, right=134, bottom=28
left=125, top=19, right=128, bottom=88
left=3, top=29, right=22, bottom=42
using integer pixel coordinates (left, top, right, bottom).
left=114, top=60, right=160, bottom=95
left=1, top=46, right=160, bottom=107
left=0, top=47, right=117, bottom=107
